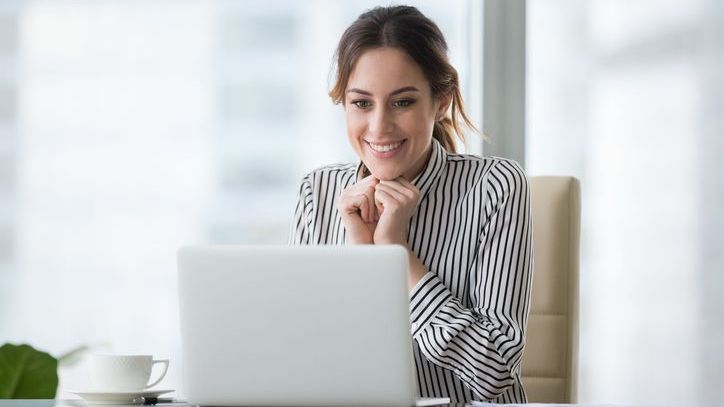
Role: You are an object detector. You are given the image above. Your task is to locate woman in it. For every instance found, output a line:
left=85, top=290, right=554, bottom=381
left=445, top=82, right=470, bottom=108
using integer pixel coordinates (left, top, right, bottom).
left=289, top=5, right=532, bottom=404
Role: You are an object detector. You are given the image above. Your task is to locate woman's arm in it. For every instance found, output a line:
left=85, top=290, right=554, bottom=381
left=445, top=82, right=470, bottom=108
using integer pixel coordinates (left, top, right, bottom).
left=289, top=174, right=314, bottom=245
left=408, top=160, right=533, bottom=400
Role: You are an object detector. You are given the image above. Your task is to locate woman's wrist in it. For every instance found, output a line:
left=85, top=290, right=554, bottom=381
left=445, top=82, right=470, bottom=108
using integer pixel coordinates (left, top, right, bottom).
left=346, top=229, right=374, bottom=244
left=407, top=250, right=428, bottom=290
left=347, top=237, right=373, bottom=245
left=374, top=238, right=404, bottom=245
left=373, top=231, right=407, bottom=245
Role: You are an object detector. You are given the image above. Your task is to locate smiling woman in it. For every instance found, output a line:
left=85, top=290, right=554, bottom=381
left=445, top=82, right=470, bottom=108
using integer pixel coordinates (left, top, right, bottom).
left=0, top=0, right=476, bottom=398
left=343, top=48, right=446, bottom=182
left=289, top=5, right=533, bottom=404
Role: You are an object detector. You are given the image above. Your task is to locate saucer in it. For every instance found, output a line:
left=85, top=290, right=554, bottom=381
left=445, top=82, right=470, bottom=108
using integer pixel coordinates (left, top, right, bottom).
left=69, top=389, right=174, bottom=404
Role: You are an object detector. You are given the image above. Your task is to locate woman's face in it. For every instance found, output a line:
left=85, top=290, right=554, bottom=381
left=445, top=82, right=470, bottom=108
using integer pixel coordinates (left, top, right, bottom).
left=344, top=47, right=448, bottom=181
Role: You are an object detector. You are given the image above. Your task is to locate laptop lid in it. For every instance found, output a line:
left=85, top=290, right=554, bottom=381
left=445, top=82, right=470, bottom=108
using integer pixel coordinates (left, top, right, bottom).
left=177, top=245, right=418, bottom=406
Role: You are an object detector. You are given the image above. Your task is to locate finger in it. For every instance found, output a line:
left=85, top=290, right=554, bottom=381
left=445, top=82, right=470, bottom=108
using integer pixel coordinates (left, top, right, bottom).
left=339, top=195, right=360, bottom=217
left=361, top=195, right=378, bottom=224
left=375, top=183, right=407, bottom=202
left=344, top=184, right=375, bottom=219
left=378, top=180, right=411, bottom=199
left=394, top=176, right=420, bottom=193
left=374, top=188, right=400, bottom=216
left=365, top=186, right=379, bottom=221
left=358, top=195, right=370, bottom=223
left=358, top=175, right=379, bottom=188
left=353, top=193, right=375, bottom=224
left=381, top=178, right=419, bottom=199
left=341, top=183, right=367, bottom=201
left=345, top=176, right=376, bottom=197
left=373, top=189, right=388, bottom=217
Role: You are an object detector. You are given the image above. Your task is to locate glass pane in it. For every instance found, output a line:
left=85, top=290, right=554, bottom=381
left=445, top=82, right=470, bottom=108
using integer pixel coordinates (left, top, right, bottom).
left=0, top=0, right=478, bottom=396
left=527, top=0, right=723, bottom=405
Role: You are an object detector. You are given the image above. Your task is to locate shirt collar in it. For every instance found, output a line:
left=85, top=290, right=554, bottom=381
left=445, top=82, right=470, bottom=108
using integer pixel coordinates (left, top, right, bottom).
left=352, top=137, right=448, bottom=199
left=410, top=137, right=447, bottom=200
left=352, top=160, right=362, bottom=185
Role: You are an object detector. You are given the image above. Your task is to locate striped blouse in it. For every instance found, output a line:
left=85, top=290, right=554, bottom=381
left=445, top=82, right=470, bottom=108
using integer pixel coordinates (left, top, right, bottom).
left=288, top=138, right=533, bottom=403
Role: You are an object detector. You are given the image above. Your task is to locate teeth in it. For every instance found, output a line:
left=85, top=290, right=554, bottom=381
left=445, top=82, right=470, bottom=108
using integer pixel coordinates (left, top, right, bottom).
left=369, top=141, right=403, bottom=153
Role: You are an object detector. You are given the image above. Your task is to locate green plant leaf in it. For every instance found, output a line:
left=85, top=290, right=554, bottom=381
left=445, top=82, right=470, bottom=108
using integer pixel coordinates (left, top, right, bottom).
left=0, top=343, right=58, bottom=399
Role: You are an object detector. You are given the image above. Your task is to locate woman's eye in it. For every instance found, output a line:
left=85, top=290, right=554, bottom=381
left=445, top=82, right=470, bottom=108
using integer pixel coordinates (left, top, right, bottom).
left=351, top=100, right=371, bottom=109
left=393, top=99, right=415, bottom=108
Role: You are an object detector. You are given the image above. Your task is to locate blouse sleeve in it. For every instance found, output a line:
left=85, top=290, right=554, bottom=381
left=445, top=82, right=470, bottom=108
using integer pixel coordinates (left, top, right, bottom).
left=408, top=160, right=533, bottom=400
left=288, top=174, right=314, bottom=246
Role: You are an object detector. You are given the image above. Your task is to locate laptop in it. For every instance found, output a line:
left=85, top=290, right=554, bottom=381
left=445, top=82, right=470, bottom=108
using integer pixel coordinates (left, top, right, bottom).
left=177, top=245, right=450, bottom=407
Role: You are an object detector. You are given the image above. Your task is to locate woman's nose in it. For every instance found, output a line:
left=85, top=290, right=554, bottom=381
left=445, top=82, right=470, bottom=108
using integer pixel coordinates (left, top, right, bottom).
left=368, top=107, right=394, bottom=135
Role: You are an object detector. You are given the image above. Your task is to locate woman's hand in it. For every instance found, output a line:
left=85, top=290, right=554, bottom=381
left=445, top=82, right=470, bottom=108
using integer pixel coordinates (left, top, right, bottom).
left=338, top=175, right=380, bottom=244
left=372, top=178, right=427, bottom=290
left=342, top=176, right=426, bottom=289
left=373, top=177, right=421, bottom=245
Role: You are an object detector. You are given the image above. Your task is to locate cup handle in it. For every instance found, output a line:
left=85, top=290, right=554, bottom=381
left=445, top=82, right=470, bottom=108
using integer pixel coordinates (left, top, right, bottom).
left=144, top=359, right=170, bottom=389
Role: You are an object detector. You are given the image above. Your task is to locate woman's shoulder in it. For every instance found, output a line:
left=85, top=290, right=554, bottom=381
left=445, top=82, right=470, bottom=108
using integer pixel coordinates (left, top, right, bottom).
left=446, top=152, right=528, bottom=183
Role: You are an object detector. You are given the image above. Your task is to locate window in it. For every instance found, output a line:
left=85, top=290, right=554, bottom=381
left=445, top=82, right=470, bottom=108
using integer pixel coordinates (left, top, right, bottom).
left=527, top=1, right=723, bottom=405
left=0, top=0, right=481, bottom=396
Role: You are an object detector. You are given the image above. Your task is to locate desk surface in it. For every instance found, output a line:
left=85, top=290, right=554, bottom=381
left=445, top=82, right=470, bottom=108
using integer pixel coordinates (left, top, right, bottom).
left=0, top=400, right=641, bottom=407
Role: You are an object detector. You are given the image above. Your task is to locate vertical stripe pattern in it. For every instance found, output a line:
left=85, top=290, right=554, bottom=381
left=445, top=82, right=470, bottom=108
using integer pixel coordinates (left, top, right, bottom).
left=289, top=139, right=533, bottom=403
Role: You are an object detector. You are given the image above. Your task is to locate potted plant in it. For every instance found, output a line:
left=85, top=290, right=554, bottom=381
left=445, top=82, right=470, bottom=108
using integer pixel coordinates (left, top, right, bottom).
left=0, top=343, right=88, bottom=399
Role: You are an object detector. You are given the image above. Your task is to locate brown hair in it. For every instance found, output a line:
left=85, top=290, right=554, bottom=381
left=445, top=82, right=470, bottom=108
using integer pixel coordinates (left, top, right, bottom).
left=329, top=5, right=478, bottom=154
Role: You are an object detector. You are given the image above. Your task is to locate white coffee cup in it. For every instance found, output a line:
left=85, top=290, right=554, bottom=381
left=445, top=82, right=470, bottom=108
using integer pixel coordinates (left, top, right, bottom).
left=87, top=354, right=169, bottom=392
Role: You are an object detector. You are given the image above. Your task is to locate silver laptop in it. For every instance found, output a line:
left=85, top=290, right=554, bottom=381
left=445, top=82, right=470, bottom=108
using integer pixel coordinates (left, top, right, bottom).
left=177, top=245, right=449, bottom=407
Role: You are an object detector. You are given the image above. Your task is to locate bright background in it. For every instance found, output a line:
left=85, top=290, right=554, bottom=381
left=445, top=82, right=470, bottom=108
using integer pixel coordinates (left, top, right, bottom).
left=0, top=0, right=478, bottom=399
left=527, top=1, right=723, bottom=405
left=0, top=1, right=722, bottom=406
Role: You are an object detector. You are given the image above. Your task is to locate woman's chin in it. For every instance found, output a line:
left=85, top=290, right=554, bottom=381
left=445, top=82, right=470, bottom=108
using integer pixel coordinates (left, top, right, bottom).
left=368, top=166, right=403, bottom=181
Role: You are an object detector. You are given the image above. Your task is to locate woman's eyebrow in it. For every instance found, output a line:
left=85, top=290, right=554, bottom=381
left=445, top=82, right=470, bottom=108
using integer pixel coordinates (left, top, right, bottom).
left=346, top=86, right=420, bottom=96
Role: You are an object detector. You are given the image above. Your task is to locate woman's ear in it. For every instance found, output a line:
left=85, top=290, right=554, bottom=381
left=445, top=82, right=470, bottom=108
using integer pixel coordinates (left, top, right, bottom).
left=435, top=93, right=453, bottom=121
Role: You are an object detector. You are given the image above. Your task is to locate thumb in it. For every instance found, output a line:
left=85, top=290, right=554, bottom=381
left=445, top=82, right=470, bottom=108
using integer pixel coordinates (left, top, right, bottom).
left=375, top=194, right=384, bottom=218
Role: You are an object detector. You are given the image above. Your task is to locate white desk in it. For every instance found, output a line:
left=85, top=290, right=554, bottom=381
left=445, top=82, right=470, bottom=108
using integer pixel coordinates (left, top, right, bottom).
left=0, top=399, right=643, bottom=407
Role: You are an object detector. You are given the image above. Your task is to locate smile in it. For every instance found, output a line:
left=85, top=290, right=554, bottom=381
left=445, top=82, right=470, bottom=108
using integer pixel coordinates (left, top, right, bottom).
left=366, top=139, right=406, bottom=154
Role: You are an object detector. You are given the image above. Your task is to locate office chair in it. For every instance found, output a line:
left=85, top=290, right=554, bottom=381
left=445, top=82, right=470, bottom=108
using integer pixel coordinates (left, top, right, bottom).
left=521, top=176, right=581, bottom=403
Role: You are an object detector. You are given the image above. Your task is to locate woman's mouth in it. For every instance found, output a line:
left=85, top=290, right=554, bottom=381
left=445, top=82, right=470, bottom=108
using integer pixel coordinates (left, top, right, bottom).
left=366, top=139, right=406, bottom=158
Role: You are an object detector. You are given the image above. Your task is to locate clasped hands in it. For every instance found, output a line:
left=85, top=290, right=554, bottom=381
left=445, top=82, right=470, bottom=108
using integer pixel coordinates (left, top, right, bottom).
left=338, top=175, right=428, bottom=289
left=338, top=175, right=420, bottom=245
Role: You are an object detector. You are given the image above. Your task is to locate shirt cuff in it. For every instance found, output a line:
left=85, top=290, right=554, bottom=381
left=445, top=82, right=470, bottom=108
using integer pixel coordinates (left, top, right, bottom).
left=409, top=271, right=453, bottom=337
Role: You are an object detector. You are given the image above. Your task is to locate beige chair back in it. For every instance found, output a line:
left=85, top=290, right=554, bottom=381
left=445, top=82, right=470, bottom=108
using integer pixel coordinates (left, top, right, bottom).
left=521, top=176, right=581, bottom=403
